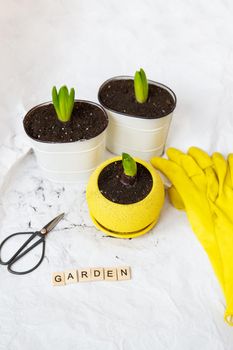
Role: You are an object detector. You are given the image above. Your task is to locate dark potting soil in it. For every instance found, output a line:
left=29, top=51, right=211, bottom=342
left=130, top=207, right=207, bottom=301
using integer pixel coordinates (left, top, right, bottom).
left=99, top=79, right=176, bottom=119
left=98, top=160, right=153, bottom=204
left=24, top=101, right=108, bottom=143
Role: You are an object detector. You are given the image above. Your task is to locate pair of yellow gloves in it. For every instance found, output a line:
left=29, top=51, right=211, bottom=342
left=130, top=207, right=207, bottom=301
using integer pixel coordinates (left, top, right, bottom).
left=151, top=147, right=233, bottom=326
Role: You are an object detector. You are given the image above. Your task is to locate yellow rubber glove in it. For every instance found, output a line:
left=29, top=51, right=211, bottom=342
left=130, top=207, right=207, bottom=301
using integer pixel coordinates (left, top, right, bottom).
left=188, top=148, right=233, bottom=325
left=151, top=147, right=233, bottom=326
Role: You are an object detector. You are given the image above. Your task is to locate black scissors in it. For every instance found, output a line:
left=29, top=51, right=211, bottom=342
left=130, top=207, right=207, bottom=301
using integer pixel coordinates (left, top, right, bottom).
left=0, top=213, right=64, bottom=275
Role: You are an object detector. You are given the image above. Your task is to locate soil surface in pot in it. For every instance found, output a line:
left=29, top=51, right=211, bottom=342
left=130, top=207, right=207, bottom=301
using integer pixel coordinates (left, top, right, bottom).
left=99, top=79, right=175, bottom=119
left=98, top=160, right=153, bottom=204
left=24, top=101, right=108, bottom=142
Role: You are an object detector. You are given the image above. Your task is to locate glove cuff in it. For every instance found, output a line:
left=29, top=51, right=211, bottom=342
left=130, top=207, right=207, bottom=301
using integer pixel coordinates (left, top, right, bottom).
left=224, top=309, right=233, bottom=326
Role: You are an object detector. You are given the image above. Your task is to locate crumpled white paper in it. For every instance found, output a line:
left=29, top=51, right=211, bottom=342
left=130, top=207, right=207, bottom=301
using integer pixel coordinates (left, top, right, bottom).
left=1, top=0, right=233, bottom=349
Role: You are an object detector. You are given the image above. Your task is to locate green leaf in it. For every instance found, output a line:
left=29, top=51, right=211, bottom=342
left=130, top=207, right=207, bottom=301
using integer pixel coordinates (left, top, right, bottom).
left=52, top=86, right=62, bottom=120
left=68, top=88, right=75, bottom=118
left=122, top=153, right=137, bottom=177
left=140, top=68, right=148, bottom=101
left=59, top=86, right=68, bottom=122
left=52, top=87, right=59, bottom=111
left=52, top=85, right=75, bottom=122
left=52, top=86, right=58, bottom=107
left=134, top=72, right=144, bottom=103
left=134, top=68, right=149, bottom=103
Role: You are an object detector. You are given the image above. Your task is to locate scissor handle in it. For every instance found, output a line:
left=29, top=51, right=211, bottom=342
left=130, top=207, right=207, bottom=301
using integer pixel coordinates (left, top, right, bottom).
left=0, top=231, right=46, bottom=275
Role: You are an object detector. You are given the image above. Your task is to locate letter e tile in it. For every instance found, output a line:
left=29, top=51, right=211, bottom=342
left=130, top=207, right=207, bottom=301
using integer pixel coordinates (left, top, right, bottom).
left=104, top=268, right=117, bottom=281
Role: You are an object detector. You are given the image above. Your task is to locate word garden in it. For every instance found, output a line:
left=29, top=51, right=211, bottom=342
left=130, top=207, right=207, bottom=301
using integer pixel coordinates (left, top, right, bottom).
left=52, top=266, right=131, bottom=286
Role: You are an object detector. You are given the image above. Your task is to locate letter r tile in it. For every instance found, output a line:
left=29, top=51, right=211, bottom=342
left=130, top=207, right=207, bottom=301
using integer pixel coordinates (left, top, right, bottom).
left=78, top=268, right=91, bottom=282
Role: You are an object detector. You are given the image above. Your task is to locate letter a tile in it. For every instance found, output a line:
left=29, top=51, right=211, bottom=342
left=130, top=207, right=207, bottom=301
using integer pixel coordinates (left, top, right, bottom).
left=65, top=270, right=78, bottom=284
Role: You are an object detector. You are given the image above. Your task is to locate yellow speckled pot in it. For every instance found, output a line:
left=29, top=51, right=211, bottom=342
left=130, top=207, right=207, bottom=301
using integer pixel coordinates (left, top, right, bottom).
left=86, top=156, right=164, bottom=238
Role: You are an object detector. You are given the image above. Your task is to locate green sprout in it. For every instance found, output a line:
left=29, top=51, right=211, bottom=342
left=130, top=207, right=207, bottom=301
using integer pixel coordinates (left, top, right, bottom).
left=52, top=85, right=75, bottom=122
left=134, top=68, right=149, bottom=103
left=122, top=153, right=137, bottom=177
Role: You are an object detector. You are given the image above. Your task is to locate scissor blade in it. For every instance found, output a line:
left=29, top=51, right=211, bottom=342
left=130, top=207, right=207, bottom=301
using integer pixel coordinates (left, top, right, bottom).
left=41, top=213, right=65, bottom=234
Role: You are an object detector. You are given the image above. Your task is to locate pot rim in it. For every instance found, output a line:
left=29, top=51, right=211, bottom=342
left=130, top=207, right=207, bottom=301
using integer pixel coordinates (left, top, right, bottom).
left=23, top=99, right=109, bottom=144
left=94, top=156, right=158, bottom=207
left=98, top=75, right=177, bottom=120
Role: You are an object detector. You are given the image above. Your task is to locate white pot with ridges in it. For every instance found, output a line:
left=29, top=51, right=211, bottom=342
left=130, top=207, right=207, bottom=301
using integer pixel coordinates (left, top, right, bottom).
left=23, top=86, right=108, bottom=183
left=98, top=70, right=176, bottom=160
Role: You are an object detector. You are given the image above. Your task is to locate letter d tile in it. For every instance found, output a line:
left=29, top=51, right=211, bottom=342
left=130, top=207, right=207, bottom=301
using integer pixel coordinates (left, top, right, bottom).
left=91, top=268, right=104, bottom=281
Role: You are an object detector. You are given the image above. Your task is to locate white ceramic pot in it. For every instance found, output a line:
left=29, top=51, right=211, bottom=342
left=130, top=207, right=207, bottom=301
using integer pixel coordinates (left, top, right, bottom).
left=23, top=100, right=108, bottom=183
left=98, top=76, right=176, bottom=159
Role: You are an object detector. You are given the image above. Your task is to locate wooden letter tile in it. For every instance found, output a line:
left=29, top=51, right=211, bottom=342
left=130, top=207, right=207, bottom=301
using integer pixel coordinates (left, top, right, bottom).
left=91, top=268, right=104, bottom=281
left=104, top=268, right=117, bottom=281
left=52, top=272, right=65, bottom=286
left=78, top=268, right=91, bottom=282
left=117, top=266, right=131, bottom=281
left=65, top=270, right=78, bottom=284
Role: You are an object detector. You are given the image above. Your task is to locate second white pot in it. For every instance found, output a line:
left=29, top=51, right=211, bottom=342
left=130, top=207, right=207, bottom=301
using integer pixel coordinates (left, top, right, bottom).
left=24, top=100, right=108, bottom=183
left=98, top=77, right=177, bottom=160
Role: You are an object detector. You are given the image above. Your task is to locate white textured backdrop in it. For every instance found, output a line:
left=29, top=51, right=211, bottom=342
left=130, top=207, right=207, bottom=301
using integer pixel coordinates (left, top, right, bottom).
left=1, top=0, right=233, bottom=349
